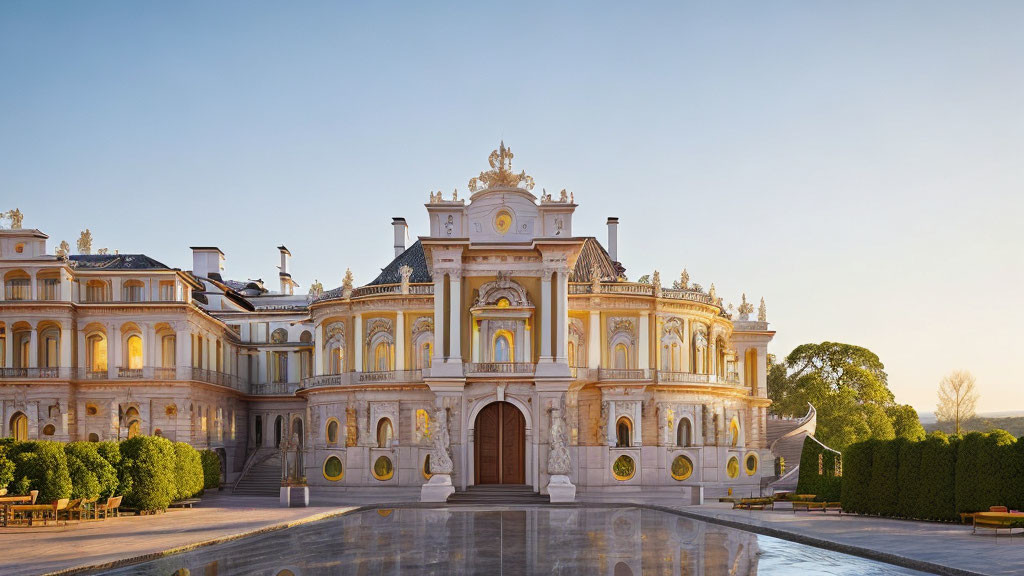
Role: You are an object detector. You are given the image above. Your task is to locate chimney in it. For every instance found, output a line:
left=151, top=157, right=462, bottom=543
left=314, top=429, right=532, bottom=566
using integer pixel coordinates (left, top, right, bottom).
left=606, top=217, right=619, bottom=262
left=392, top=217, right=407, bottom=258
left=190, top=247, right=225, bottom=279
left=278, top=245, right=293, bottom=295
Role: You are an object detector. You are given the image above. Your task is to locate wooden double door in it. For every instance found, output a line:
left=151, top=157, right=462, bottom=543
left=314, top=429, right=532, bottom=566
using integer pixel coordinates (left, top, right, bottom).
left=474, top=401, right=526, bottom=484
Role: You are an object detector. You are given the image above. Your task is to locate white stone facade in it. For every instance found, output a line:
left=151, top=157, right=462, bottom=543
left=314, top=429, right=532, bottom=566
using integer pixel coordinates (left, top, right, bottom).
left=0, top=144, right=774, bottom=497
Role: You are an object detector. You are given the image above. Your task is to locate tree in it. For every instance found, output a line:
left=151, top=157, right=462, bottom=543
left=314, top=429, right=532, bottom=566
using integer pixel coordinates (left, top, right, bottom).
left=770, top=342, right=920, bottom=451
left=936, top=370, right=979, bottom=435
left=887, top=404, right=926, bottom=441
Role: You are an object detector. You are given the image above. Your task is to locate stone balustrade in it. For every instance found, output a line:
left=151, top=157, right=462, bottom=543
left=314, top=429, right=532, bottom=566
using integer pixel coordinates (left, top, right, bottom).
left=464, top=362, right=536, bottom=376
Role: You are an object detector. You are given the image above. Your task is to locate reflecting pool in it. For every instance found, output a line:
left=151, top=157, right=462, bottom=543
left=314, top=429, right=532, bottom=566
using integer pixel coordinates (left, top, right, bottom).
left=101, top=507, right=928, bottom=575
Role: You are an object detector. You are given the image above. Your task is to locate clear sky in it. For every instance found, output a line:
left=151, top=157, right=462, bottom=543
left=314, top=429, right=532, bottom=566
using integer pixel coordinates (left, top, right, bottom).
left=2, top=1, right=1022, bottom=413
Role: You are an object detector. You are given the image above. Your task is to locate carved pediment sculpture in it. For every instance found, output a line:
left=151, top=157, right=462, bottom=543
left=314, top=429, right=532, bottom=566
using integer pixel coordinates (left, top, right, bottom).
left=467, top=141, right=535, bottom=192
left=475, top=272, right=533, bottom=308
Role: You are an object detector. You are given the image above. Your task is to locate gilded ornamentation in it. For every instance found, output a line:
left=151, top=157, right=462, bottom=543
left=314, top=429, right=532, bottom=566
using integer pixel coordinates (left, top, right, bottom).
left=608, top=318, right=636, bottom=342
left=77, top=229, right=93, bottom=255
left=467, top=141, right=535, bottom=192
left=737, top=293, right=754, bottom=321
left=411, top=316, right=434, bottom=335
left=5, top=208, right=23, bottom=229
left=342, top=268, right=354, bottom=298
left=55, top=240, right=70, bottom=259
left=365, top=318, right=393, bottom=340
left=475, top=272, right=532, bottom=308
left=97, top=248, right=109, bottom=255
left=429, top=405, right=454, bottom=474
left=308, top=279, right=324, bottom=299
left=494, top=209, right=512, bottom=235
left=673, top=268, right=690, bottom=290
left=758, top=297, right=767, bottom=322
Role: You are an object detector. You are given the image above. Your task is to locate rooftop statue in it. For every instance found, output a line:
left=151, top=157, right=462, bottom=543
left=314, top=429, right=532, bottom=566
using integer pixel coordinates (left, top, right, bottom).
left=77, top=229, right=93, bottom=255
left=738, top=293, right=754, bottom=321
left=6, top=208, right=23, bottom=229
left=56, top=240, right=70, bottom=259
left=759, top=297, right=767, bottom=322
left=468, top=141, right=535, bottom=192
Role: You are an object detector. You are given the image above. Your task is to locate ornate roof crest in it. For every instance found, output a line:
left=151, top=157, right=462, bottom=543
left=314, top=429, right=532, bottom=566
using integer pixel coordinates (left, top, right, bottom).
left=468, top=141, right=535, bottom=192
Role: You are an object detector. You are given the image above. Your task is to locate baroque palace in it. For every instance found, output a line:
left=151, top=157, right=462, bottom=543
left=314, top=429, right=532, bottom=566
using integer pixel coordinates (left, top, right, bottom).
left=0, top=144, right=778, bottom=502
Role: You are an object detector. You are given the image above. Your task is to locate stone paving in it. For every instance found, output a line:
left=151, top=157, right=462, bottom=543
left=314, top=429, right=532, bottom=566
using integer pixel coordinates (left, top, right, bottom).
left=2, top=493, right=1021, bottom=576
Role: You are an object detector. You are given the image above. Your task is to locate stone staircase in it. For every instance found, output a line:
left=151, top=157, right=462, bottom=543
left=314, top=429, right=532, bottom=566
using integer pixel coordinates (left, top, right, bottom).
left=764, top=404, right=818, bottom=492
left=447, top=484, right=549, bottom=505
left=232, top=452, right=281, bottom=497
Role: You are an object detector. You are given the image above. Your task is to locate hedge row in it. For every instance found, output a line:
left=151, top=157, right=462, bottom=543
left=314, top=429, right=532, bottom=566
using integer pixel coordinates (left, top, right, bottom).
left=795, top=436, right=842, bottom=502
left=840, top=431, right=1024, bottom=521
left=0, top=436, right=221, bottom=511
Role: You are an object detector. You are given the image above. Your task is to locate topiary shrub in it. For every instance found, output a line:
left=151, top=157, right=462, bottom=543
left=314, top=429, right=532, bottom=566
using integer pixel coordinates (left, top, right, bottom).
left=795, top=436, right=842, bottom=502
left=840, top=440, right=874, bottom=514
left=918, top=433, right=956, bottom=521
left=896, top=438, right=923, bottom=518
left=95, top=441, right=131, bottom=498
left=118, top=436, right=177, bottom=511
left=8, top=441, right=72, bottom=503
left=0, top=440, right=15, bottom=492
left=869, top=438, right=901, bottom=516
left=65, top=442, right=118, bottom=499
left=173, top=442, right=205, bottom=500
left=200, top=450, right=221, bottom=490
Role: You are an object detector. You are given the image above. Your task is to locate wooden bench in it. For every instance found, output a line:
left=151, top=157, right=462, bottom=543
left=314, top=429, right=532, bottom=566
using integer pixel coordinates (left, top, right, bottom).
left=733, top=498, right=774, bottom=510
left=170, top=498, right=201, bottom=509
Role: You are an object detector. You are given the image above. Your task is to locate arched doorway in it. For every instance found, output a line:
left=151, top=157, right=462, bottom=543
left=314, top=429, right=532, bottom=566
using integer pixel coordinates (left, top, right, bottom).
left=474, top=401, right=525, bottom=484
left=9, top=412, right=28, bottom=441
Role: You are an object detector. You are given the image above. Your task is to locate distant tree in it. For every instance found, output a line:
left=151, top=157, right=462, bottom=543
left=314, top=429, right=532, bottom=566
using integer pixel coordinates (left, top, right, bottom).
left=769, top=342, right=920, bottom=451
left=887, top=404, right=926, bottom=441
left=936, top=370, right=979, bottom=435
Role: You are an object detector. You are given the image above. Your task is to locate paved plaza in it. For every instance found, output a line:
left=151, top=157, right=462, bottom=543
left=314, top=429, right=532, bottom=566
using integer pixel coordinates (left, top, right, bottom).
left=0, top=494, right=1019, bottom=576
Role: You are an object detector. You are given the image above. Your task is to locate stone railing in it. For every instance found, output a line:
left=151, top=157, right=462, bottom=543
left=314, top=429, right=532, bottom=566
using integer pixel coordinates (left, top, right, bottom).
left=570, top=367, right=597, bottom=380
left=356, top=370, right=423, bottom=383
left=190, top=368, right=244, bottom=390
left=597, top=368, right=650, bottom=381
left=78, top=369, right=110, bottom=380
left=464, top=362, right=536, bottom=375
left=568, top=283, right=716, bottom=305
left=250, top=382, right=300, bottom=396
left=117, top=367, right=144, bottom=379
left=0, top=367, right=67, bottom=379
left=653, top=370, right=741, bottom=385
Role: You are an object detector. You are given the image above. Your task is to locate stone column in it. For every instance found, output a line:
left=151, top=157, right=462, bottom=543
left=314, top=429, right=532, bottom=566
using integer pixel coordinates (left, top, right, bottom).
left=314, top=324, right=324, bottom=376
left=4, top=322, right=15, bottom=367
left=395, top=311, right=405, bottom=371
left=588, top=311, right=601, bottom=369
left=353, top=314, right=363, bottom=372
left=109, top=399, right=119, bottom=440
left=77, top=399, right=87, bottom=441
left=59, top=323, right=71, bottom=376
left=539, top=272, right=552, bottom=361
left=471, top=318, right=481, bottom=362
left=606, top=400, right=616, bottom=446
left=60, top=272, right=71, bottom=301
left=28, top=327, right=38, bottom=369
left=145, top=324, right=156, bottom=371
left=433, top=275, right=445, bottom=363
left=176, top=325, right=191, bottom=380
left=637, top=314, right=649, bottom=372
left=288, top=350, right=300, bottom=383
left=448, top=276, right=462, bottom=362
left=681, top=318, right=690, bottom=372
left=555, top=271, right=568, bottom=363
left=29, top=273, right=37, bottom=302
left=109, top=324, right=121, bottom=379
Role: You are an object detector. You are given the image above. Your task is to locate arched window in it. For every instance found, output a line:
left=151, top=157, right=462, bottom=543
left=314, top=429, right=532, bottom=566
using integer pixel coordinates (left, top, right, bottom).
left=730, top=418, right=741, bottom=447
left=127, top=335, right=143, bottom=370
left=161, top=335, right=176, bottom=368
left=299, top=330, right=313, bottom=344
left=87, top=333, right=107, bottom=373
left=121, top=280, right=145, bottom=302
left=271, top=328, right=288, bottom=344
left=40, top=327, right=60, bottom=368
left=615, top=417, right=632, bottom=448
left=373, top=341, right=392, bottom=371
left=493, top=332, right=512, bottom=363
left=88, top=433, right=99, bottom=442
left=326, top=419, right=339, bottom=445
left=677, top=419, right=692, bottom=447
left=330, top=347, right=345, bottom=374
left=614, top=344, right=628, bottom=370
left=745, top=348, right=758, bottom=393
left=376, top=418, right=394, bottom=448
left=4, top=270, right=30, bottom=300
left=86, top=280, right=108, bottom=302
left=10, top=412, right=28, bottom=441
left=215, top=340, right=223, bottom=372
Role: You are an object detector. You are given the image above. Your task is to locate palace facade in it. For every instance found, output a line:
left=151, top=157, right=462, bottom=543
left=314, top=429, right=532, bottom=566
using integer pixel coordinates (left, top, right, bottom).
left=0, top=144, right=775, bottom=501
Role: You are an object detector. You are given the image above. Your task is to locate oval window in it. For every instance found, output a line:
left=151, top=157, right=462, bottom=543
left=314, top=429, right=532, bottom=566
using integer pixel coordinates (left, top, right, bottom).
left=373, top=455, right=394, bottom=481
left=612, top=454, right=636, bottom=481
left=727, top=456, right=740, bottom=479
left=670, top=455, right=693, bottom=481
left=422, top=453, right=432, bottom=480
left=323, top=455, right=344, bottom=481
left=494, top=210, right=512, bottom=235
left=745, top=453, right=758, bottom=476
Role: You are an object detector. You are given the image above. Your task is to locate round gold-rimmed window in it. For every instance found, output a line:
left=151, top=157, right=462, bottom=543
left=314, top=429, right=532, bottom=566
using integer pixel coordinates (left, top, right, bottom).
left=377, top=509, right=393, bottom=517
left=422, top=453, right=433, bottom=480
left=612, top=454, right=636, bottom=481
left=727, top=456, right=740, bottom=479
left=323, top=455, right=343, bottom=482
left=670, top=455, right=693, bottom=481
left=496, top=297, right=511, bottom=308
left=745, top=453, right=758, bottom=476
left=494, top=210, right=512, bottom=235
left=372, top=455, right=394, bottom=481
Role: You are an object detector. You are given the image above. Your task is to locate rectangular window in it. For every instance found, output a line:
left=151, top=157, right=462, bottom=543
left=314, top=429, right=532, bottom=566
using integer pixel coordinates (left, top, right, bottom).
left=272, top=352, right=288, bottom=383
left=122, top=284, right=144, bottom=302
left=41, top=279, right=60, bottom=300
left=159, top=282, right=175, bottom=301
left=5, top=279, right=30, bottom=300
left=85, top=283, right=107, bottom=302
left=299, top=351, right=312, bottom=380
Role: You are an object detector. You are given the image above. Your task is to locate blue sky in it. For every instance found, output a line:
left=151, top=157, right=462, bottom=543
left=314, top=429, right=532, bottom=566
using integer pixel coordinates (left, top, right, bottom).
left=2, top=1, right=1022, bottom=412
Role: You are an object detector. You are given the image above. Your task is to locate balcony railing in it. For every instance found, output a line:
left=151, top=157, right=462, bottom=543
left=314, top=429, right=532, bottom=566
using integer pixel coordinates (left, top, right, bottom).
left=568, top=282, right=717, bottom=305
left=464, top=362, right=536, bottom=376
left=117, top=367, right=144, bottom=379
left=653, top=370, right=742, bottom=385
left=250, top=382, right=300, bottom=396
left=597, top=368, right=650, bottom=381
left=357, top=369, right=423, bottom=383
left=570, top=367, right=596, bottom=380
left=0, top=367, right=66, bottom=379
left=191, top=368, right=244, bottom=390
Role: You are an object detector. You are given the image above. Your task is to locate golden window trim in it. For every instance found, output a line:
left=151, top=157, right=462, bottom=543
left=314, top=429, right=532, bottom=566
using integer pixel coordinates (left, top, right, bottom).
left=323, top=455, right=344, bottom=482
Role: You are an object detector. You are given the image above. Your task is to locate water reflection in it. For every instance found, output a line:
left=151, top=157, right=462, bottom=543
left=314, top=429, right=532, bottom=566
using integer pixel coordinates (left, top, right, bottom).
left=101, top=507, right=926, bottom=576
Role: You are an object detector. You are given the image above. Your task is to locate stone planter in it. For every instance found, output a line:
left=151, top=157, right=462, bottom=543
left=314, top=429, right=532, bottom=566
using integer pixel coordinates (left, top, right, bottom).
left=280, top=485, right=309, bottom=508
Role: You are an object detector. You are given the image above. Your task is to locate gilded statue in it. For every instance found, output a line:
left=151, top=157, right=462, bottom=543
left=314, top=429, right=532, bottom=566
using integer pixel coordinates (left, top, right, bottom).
left=77, top=229, right=93, bottom=255
left=467, top=141, right=535, bottom=192
left=738, top=293, right=754, bottom=321
left=673, top=268, right=690, bottom=290
left=342, top=268, right=354, bottom=297
left=758, top=297, right=767, bottom=322
left=6, top=208, right=23, bottom=229
left=55, top=240, right=70, bottom=259
left=307, top=279, right=324, bottom=300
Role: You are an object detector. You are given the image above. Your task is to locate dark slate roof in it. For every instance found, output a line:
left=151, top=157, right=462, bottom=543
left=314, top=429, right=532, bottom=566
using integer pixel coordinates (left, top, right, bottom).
left=367, top=240, right=431, bottom=285
left=224, top=279, right=265, bottom=293
left=570, top=237, right=625, bottom=282
left=69, top=254, right=172, bottom=270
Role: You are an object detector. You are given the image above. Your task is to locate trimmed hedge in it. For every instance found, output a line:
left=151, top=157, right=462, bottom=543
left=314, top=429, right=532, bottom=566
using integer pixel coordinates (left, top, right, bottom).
left=173, top=442, right=205, bottom=500
left=840, top=431, right=1023, bottom=521
left=795, top=436, right=842, bottom=502
left=65, top=442, right=119, bottom=499
left=200, top=449, right=221, bottom=490
left=118, top=436, right=178, bottom=511
left=8, top=441, right=73, bottom=503
left=0, top=440, right=15, bottom=491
